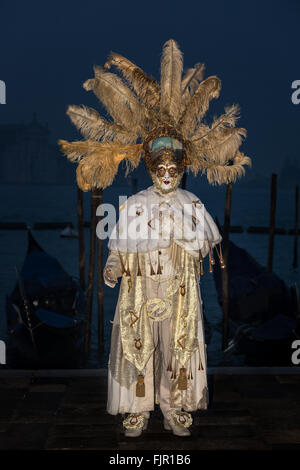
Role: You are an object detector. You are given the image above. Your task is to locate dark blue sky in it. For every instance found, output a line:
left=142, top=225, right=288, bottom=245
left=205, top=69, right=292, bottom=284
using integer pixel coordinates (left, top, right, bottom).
left=0, top=0, right=299, bottom=174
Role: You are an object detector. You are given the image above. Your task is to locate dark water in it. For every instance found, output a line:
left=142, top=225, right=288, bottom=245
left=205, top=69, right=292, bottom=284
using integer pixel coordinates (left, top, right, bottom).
left=0, top=182, right=299, bottom=366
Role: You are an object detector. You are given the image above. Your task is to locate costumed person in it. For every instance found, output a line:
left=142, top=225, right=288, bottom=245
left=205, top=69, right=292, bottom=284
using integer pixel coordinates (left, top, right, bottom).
left=58, top=39, right=251, bottom=437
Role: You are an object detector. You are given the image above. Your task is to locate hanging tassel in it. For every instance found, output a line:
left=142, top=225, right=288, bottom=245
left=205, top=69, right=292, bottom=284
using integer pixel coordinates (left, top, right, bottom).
left=216, top=242, right=226, bottom=269
left=136, top=374, right=145, bottom=397
left=137, top=251, right=142, bottom=276
left=156, top=250, right=163, bottom=274
left=208, top=244, right=214, bottom=273
left=178, top=368, right=187, bottom=390
left=198, top=347, right=203, bottom=371
left=198, top=249, right=204, bottom=275
left=188, top=358, right=193, bottom=380
left=148, top=252, right=155, bottom=275
left=167, top=355, right=172, bottom=372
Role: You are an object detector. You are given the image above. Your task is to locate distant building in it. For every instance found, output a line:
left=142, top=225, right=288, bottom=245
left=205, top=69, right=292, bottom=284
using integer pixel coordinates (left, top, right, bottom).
left=0, top=113, right=75, bottom=184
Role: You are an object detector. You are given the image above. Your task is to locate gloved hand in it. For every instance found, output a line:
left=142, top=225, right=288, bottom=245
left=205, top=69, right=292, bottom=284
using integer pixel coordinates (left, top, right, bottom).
left=103, top=250, right=123, bottom=288
left=103, top=265, right=118, bottom=288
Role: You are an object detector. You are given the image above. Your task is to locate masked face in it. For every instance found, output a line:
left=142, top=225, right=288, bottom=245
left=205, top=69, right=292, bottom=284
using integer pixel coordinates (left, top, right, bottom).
left=150, top=160, right=183, bottom=194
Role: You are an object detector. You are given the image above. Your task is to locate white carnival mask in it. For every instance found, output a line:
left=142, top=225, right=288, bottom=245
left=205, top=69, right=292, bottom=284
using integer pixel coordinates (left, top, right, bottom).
left=150, top=160, right=183, bottom=194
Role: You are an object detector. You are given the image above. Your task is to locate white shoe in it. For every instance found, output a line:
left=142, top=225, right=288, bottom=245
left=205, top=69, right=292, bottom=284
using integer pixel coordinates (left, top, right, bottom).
left=163, top=412, right=192, bottom=437
left=123, top=413, right=148, bottom=438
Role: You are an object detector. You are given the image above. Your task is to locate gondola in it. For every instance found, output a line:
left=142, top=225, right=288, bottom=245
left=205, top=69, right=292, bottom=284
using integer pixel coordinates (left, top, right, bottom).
left=5, top=230, right=86, bottom=368
left=213, top=223, right=299, bottom=366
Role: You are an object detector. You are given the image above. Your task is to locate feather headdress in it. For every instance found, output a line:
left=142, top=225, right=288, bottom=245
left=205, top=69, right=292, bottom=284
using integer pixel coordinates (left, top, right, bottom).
left=58, top=38, right=251, bottom=190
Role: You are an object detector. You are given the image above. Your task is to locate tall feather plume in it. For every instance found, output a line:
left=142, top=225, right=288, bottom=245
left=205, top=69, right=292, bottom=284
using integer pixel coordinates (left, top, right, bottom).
left=160, top=39, right=183, bottom=124
left=179, top=76, right=221, bottom=138
left=181, top=63, right=205, bottom=106
left=58, top=139, right=143, bottom=190
left=186, top=138, right=251, bottom=185
left=190, top=104, right=247, bottom=164
left=204, top=152, right=252, bottom=185
left=104, top=52, right=160, bottom=109
left=191, top=104, right=241, bottom=142
left=66, top=104, right=137, bottom=144
left=83, top=66, right=146, bottom=136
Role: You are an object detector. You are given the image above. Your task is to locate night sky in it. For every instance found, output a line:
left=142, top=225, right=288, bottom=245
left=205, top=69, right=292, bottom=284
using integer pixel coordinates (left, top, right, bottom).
left=0, top=0, right=299, bottom=175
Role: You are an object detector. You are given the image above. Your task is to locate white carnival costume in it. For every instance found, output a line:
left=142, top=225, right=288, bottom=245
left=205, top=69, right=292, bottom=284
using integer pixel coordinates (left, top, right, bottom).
left=59, top=39, right=251, bottom=436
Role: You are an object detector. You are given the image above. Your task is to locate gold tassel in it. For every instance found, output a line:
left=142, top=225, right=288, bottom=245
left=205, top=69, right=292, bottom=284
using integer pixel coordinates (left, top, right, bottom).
left=148, top=253, right=155, bottom=275
left=198, top=348, right=203, bottom=370
left=137, top=251, right=142, bottom=276
left=156, top=250, right=163, bottom=274
left=136, top=374, right=145, bottom=397
left=208, top=244, right=214, bottom=273
left=178, top=368, right=187, bottom=390
left=198, top=249, right=204, bottom=275
left=216, top=242, right=226, bottom=269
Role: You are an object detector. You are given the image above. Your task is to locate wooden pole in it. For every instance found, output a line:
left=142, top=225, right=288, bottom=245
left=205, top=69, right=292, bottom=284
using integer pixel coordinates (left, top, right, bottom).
left=293, top=185, right=299, bottom=269
left=77, top=187, right=85, bottom=290
left=221, top=182, right=233, bottom=351
left=267, top=173, right=277, bottom=272
left=85, top=190, right=98, bottom=359
left=95, top=188, right=104, bottom=355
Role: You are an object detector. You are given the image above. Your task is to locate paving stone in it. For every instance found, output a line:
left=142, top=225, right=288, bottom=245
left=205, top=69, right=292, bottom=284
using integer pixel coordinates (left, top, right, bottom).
left=11, top=392, right=64, bottom=423
left=194, top=437, right=271, bottom=450
left=29, top=384, right=67, bottom=393
left=275, top=375, right=300, bottom=385
left=63, top=391, right=107, bottom=405
left=194, top=414, right=254, bottom=426
left=253, top=408, right=300, bottom=429
left=68, top=377, right=108, bottom=393
left=55, top=404, right=114, bottom=425
left=0, top=423, right=50, bottom=449
left=118, top=435, right=199, bottom=451
left=0, top=378, right=30, bottom=389
left=232, top=375, right=285, bottom=399
left=261, top=429, right=300, bottom=445
left=45, top=424, right=117, bottom=450
left=195, top=424, right=257, bottom=439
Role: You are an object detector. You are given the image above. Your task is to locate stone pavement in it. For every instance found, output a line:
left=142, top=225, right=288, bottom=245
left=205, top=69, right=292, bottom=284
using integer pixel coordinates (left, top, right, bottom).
left=0, top=370, right=300, bottom=450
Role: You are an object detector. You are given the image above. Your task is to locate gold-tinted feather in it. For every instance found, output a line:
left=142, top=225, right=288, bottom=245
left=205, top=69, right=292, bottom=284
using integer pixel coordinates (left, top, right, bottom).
left=58, top=139, right=143, bottom=190
left=160, top=39, right=183, bottom=123
left=179, top=76, right=221, bottom=137
left=83, top=67, right=146, bottom=136
left=204, top=152, right=252, bottom=185
left=66, top=104, right=137, bottom=144
left=181, top=63, right=205, bottom=105
left=104, top=52, right=160, bottom=109
left=191, top=104, right=241, bottom=142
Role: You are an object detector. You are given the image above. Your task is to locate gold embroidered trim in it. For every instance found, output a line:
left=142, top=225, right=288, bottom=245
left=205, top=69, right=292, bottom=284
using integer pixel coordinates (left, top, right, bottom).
left=123, top=413, right=145, bottom=430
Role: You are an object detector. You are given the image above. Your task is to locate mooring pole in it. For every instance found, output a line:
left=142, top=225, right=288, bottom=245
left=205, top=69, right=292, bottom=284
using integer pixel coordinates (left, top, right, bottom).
left=222, top=182, right=233, bottom=351
left=95, top=188, right=104, bottom=355
left=293, top=185, right=299, bottom=269
left=77, top=187, right=85, bottom=290
left=267, top=173, right=277, bottom=272
left=85, top=190, right=98, bottom=359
